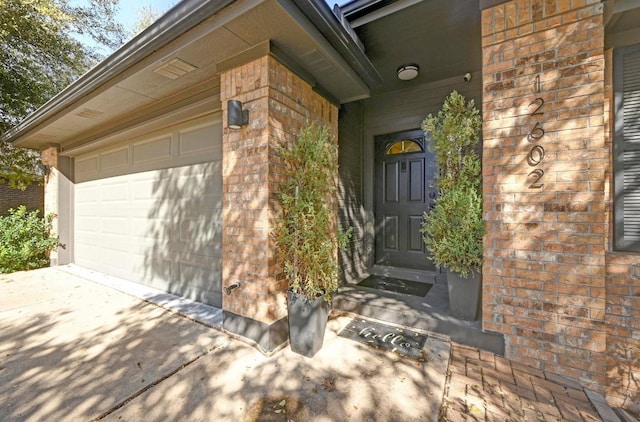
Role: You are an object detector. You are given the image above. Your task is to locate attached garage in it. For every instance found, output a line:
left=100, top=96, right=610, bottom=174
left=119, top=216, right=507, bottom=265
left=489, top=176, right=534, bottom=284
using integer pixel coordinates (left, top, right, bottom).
left=73, top=116, right=223, bottom=307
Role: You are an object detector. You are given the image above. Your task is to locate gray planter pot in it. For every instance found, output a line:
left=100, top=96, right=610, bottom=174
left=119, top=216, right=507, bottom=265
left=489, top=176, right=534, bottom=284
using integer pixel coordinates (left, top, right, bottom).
left=447, top=269, right=482, bottom=321
left=287, top=290, right=330, bottom=357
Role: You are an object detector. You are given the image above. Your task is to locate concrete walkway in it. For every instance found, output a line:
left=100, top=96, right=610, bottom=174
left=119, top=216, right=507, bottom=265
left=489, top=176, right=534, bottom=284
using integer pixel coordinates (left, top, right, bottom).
left=0, top=267, right=621, bottom=421
left=1, top=268, right=447, bottom=421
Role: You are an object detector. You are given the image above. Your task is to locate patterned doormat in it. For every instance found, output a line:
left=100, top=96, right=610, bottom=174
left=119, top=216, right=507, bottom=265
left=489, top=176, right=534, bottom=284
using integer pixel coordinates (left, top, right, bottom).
left=338, top=318, right=427, bottom=360
left=357, top=275, right=432, bottom=297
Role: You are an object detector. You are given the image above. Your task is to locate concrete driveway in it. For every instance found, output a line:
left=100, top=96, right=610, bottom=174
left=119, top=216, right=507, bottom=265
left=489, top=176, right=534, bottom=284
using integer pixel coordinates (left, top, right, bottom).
left=0, top=267, right=449, bottom=421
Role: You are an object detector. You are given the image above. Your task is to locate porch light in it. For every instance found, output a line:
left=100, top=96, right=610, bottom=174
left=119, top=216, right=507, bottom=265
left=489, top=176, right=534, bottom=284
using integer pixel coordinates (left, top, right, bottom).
left=227, top=100, right=249, bottom=129
left=397, top=64, right=419, bottom=81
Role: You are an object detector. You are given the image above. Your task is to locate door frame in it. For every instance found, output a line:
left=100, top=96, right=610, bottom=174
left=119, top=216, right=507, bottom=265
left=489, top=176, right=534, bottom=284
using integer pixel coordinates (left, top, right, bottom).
left=362, top=125, right=439, bottom=281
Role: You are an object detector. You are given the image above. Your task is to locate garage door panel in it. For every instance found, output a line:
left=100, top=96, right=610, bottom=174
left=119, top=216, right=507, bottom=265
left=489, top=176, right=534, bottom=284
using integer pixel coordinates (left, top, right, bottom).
left=74, top=118, right=223, bottom=307
left=174, top=163, right=222, bottom=194
left=74, top=118, right=222, bottom=306
left=100, top=178, right=129, bottom=195
left=101, top=217, right=129, bottom=235
left=75, top=185, right=99, bottom=202
left=178, top=124, right=222, bottom=159
left=131, top=255, right=172, bottom=284
left=132, top=136, right=172, bottom=164
left=174, top=198, right=222, bottom=218
left=130, top=218, right=166, bottom=239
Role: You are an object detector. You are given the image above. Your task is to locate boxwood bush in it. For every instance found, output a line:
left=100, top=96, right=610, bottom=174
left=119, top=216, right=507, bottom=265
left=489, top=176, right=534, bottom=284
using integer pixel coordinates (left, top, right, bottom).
left=0, top=206, right=58, bottom=273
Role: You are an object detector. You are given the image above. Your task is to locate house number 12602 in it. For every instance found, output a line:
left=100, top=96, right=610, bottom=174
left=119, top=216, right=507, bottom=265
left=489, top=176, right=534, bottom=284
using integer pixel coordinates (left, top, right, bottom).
left=527, top=74, right=545, bottom=189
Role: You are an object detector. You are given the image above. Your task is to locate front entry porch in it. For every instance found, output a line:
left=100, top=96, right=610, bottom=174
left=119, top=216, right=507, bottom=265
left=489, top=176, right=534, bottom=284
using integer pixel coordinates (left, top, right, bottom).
left=334, top=272, right=505, bottom=355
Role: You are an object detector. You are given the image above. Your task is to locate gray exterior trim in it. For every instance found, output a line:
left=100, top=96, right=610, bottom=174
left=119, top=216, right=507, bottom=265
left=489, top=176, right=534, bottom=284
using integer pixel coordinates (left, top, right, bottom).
left=478, top=0, right=510, bottom=10
left=217, top=40, right=340, bottom=105
left=288, top=0, right=382, bottom=89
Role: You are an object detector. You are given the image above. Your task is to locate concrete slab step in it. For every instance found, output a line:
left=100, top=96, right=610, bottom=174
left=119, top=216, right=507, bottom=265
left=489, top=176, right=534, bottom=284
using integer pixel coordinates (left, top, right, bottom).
left=334, top=283, right=505, bottom=355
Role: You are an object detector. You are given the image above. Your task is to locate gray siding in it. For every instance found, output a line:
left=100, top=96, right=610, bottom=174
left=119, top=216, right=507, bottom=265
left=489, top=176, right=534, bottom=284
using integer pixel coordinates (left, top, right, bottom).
left=338, top=101, right=367, bottom=283
left=361, top=74, right=483, bottom=271
left=363, top=73, right=483, bottom=136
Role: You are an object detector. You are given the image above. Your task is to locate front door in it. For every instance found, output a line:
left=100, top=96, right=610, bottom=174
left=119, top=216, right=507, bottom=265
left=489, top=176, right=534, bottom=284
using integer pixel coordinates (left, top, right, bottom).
left=374, top=129, right=436, bottom=271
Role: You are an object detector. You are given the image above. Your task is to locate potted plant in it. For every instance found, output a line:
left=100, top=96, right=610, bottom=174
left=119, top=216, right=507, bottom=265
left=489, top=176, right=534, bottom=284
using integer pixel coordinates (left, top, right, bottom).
left=420, top=91, right=484, bottom=321
left=274, top=123, right=351, bottom=357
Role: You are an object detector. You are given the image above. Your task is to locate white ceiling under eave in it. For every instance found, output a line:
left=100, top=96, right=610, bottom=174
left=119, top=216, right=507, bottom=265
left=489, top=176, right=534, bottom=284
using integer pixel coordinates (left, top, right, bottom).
left=9, top=0, right=373, bottom=154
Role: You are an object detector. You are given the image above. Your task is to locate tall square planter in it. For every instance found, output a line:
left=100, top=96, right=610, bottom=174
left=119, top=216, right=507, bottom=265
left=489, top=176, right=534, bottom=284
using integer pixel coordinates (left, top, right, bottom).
left=447, top=270, right=481, bottom=321
left=287, top=291, right=330, bottom=357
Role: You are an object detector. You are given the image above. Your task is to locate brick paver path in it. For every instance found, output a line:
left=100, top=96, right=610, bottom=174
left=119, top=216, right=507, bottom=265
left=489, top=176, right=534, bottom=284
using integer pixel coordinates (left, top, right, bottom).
left=441, top=343, right=602, bottom=421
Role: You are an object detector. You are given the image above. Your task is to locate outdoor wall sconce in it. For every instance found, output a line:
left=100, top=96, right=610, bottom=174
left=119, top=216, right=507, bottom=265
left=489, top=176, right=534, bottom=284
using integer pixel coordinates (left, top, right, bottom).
left=397, top=64, right=419, bottom=81
left=227, top=100, right=249, bottom=129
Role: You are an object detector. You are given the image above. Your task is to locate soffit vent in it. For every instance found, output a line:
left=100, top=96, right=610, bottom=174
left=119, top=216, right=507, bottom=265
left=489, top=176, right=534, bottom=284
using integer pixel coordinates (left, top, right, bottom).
left=75, top=108, right=104, bottom=119
left=153, top=58, right=198, bottom=80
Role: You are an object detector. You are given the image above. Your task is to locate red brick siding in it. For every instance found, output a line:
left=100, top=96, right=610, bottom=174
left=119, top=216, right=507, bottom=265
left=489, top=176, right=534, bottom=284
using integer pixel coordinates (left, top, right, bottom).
left=482, top=0, right=607, bottom=391
left=220, top=55, right=338, bottom=324
left=0, top=183, right=44, bottom=216
left=604, top=253, right=640, bottom=412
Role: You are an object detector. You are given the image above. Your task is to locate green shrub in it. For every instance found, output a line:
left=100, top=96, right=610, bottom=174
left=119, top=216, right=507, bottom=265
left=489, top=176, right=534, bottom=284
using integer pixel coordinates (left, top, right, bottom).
left=274, top=123, right=352, bottom=302
left=421, top=184, right=485, bottom=278
left=420, top=90, right=484, bottom=278
left=0, top=206, right=58, bottom=273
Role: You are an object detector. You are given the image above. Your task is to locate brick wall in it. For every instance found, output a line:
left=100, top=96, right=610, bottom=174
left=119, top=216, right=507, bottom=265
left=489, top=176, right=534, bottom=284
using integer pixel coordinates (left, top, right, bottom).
left=482, top=0, right=607, bottom=392
left=604, top=254, right=640, bottom=412
left=220, top=54, right=338, bottom=346
left=0, top=182, right=44, bottom=216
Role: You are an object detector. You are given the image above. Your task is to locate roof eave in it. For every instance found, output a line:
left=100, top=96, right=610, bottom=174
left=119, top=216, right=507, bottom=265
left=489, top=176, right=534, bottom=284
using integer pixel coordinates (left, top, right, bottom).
left=290, top=0, right=382, bottom=89
left=4, top=0, right=381, bottom=148
left=4, top=0, right=237, bottom=147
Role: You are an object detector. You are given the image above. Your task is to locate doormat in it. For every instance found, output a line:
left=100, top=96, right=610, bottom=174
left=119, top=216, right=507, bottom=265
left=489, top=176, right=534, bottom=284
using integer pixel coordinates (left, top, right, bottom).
left=338, top=318, right=427, bottom=360
left=357, top=275, right=432, bottom=297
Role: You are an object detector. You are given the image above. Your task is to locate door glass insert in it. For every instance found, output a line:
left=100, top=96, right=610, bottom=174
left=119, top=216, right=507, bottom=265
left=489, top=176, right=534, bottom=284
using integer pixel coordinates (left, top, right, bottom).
left=385, top=139, right=423, bottom=155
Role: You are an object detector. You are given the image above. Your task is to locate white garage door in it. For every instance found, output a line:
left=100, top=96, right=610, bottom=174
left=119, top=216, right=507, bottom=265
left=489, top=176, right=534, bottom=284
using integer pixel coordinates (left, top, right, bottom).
left=73, top=117, right=223, bottom=307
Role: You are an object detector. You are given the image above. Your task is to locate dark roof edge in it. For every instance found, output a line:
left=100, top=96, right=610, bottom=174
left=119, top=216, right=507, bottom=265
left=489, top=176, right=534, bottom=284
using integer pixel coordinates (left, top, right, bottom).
left=478, top=0, right=510, bottom=10
left=288, top=0, right=382, bottom=89
left=340, top=0, right=509, bottom=14
left=339, top=0, right=388, bottom=18
left=4, top=0, right=235, bottom=146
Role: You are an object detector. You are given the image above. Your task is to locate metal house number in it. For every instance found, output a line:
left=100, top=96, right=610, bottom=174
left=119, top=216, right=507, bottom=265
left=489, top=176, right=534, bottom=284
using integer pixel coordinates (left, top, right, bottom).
left=527, top=74, right=545, bottom=189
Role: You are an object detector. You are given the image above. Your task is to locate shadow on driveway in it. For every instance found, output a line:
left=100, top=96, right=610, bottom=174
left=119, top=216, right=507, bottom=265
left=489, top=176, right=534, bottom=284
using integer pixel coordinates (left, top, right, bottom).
left=0, top=268, right=450, bottom=421
left=0, top=268, right=222, bottom=421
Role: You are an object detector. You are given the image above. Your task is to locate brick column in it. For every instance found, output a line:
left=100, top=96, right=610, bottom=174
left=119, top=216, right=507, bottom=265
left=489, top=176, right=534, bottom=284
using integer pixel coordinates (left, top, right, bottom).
left=220, top=55, right=338, bottom=353
left=481, top=1, right=606, bottom=391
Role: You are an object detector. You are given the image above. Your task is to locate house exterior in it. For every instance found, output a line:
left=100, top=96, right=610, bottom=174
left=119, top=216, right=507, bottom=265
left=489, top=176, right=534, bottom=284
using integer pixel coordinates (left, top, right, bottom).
left=2, top=0, right=639, bottom=412
left=0, top=183, right=43, bottom=216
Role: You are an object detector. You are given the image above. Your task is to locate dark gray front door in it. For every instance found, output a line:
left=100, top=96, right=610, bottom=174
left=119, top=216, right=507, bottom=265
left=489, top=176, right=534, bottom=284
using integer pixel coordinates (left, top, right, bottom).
left=374, top=129, right=436, bottom=271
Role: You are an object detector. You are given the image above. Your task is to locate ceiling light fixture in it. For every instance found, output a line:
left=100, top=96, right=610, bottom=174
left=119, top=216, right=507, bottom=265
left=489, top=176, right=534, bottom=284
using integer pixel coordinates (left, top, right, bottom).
left=397, top=64, right=419, bottom=81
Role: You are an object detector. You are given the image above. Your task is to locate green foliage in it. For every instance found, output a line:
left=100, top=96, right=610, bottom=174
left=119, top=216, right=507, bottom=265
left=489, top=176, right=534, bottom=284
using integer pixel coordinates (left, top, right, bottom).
left=274, top=123, right=352, bottom=302
left=421, top=91, right=484, bottom=278
left=0, top=206, right=58, bottom=273
left=131, top=4, right=162, bottom=35
left=0, top=0, right=126, bottom=188
left=0, top=0, right=126, bottom=133
left=0, top=144, right=42, bottom=189
left=421, top=185, right=484, bottom=278
left=421, top=90, right=482, bottom=192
